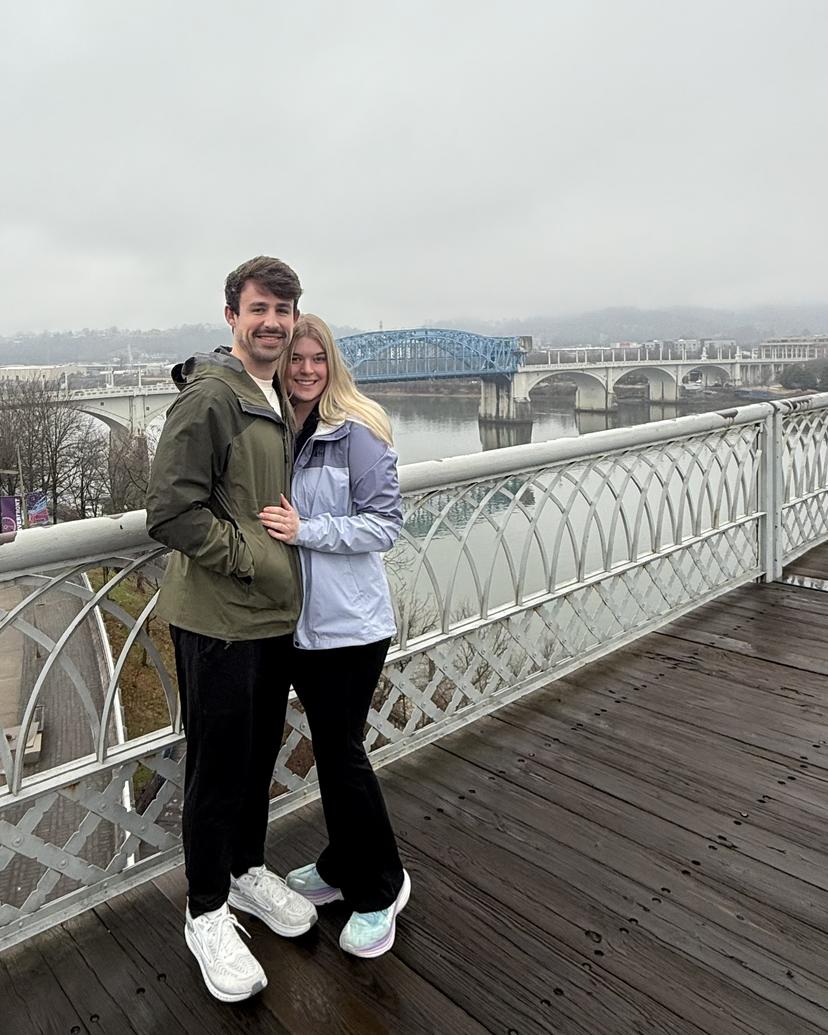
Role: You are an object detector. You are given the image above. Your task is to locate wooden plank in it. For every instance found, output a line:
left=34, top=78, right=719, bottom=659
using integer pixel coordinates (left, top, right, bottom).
left=0, top=934, right=91, bottom=1035
left=94, top=882, right=292, bottom=1035
left=151, top=826, right=490, bottom=1035
left=593, top=634, right=828, bottom=724
left=478, top=707, right=828, bottom=911
left=424, top=732, right=828, bottom=988
left=394, top=840, right=706, bottom=1035
left=439, top=714, right=828, bottom=948
left=784, top=543, right=828, bottom=579
left=551, top=659, right=828, bottom=771
left=385, top=750, right=828, bottom=1035
left=524, top=678, right=828, bottom=838
left=62, top=904, right=188, bottom=1035
left=500, top=695, right=828, bottom=856
left=256, top=781, right=696, bottom=1034
left=660, top=604, right=828, bottom=673
left=28, top=921, right=140, bottom=1035
left=399, top=740, right=828, bottom=1032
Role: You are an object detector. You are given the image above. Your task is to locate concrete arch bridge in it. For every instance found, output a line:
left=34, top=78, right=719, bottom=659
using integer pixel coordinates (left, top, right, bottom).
left=507, top=359, right=739, bottom=417
left=64, top=384, right=176, bottom=436
left=57, top=334, right=818, bottom=434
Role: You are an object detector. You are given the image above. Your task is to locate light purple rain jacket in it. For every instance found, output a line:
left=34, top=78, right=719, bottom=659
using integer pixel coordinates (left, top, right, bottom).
left=292, top=418, right=402, bottom=650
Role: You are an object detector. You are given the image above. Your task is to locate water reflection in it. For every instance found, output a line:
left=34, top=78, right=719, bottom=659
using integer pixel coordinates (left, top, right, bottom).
left=478, top=420, right=533, bottom=451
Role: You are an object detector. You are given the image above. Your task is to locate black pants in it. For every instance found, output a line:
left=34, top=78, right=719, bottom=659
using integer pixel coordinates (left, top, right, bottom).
left=293, top=638, right=404, bottom=913
left=171, top=626, right=292, bottom=918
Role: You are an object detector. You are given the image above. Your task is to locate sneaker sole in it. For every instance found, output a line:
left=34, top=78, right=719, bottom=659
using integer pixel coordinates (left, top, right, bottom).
left=340, top=869, right=411, bottom=959
left=184, top=925, right=267, bottom=1003
left=227, top=890, right=317, bottom=938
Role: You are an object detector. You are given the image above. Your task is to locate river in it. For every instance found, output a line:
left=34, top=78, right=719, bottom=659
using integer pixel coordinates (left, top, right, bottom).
left=376, top=393, right=690, bottom=465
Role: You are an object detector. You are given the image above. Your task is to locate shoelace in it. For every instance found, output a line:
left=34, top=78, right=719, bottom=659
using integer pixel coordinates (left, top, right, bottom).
left=247, top=869, right=289, bottom=901
left=200, top=910, right=251, bottom=962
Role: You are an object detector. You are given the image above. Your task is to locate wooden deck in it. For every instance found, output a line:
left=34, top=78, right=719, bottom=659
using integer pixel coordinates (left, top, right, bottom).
left=4, top=542, right=828, bottom=1034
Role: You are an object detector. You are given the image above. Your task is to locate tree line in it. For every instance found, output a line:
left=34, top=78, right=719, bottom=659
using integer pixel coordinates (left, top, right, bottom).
left=779, top=360, right=828, bottom=392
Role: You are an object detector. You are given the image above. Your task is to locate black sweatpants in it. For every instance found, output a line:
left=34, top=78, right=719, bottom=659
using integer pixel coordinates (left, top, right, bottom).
left=293, top=638, right=404, bottom=913
left=171, top=626, right=292, bottom=918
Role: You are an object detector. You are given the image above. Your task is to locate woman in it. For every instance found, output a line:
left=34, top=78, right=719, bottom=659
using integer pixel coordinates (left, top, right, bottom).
left=259, top=314, right=410, bottom=959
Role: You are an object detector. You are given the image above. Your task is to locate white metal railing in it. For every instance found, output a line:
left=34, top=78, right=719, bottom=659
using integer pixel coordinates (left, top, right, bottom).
left=528, top=344, right=825, bottom=368
left=0, top=394, right=826, bottom=950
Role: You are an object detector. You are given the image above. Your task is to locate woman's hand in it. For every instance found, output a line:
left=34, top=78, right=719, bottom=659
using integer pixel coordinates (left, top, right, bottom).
left=259, top=494, right=301, bottom=544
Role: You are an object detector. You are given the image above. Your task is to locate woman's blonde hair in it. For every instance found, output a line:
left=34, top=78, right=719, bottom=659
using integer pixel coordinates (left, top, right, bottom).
left=279, top=314, right=393, bottom=446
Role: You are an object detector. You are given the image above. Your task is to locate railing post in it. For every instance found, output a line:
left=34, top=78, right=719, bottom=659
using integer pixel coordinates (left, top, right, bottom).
left=759, top=409, right=784, bottom=581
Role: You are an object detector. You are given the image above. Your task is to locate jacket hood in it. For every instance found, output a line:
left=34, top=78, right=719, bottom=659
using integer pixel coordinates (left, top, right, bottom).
left=171, top=347, right=245, bottom=392
left=170, top=348, right=289, bottom=415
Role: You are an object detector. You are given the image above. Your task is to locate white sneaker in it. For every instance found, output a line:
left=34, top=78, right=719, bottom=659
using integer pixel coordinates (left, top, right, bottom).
left=228, top=864, right=317, bottom=937
left=184, top=903, right=267, bottom=1003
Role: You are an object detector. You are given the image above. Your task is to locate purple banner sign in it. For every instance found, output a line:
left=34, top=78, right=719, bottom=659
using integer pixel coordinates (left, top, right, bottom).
left=0, top=495, right=23, bottom=533
left=26, top=491, right=49, bottom=526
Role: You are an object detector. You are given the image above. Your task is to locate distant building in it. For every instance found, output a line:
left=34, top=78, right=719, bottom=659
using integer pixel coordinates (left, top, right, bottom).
left=759, top=335, right=828, bottom=358
left=761, top=335, right=828, bottom=348
left=0, top=364, right=82, bottom=383
left=701, top=339, right=736, bottom=350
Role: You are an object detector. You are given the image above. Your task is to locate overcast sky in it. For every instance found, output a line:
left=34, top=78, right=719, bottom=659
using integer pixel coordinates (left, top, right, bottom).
left=2, top=1, right=826, bottom=334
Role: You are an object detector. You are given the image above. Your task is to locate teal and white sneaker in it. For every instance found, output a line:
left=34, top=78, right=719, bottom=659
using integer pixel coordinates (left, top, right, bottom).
left=339, top=870, right=411, bottom=959
left=285, top=863, right=344, bottom=905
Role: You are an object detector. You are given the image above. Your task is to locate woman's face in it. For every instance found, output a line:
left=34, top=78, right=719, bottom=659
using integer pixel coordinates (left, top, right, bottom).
left=288, top=336, right=329, bottom=406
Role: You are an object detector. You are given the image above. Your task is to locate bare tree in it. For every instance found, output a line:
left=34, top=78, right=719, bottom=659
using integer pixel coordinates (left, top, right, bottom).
left=0, top=378, right=103, bottom=522
left=61, top=419, right=111, bottom=519
left=106, top=427, right=157, bottom=512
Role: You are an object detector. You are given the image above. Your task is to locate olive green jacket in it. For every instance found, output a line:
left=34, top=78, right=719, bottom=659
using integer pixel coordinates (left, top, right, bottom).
left=145, top=350, right=301, bottom=640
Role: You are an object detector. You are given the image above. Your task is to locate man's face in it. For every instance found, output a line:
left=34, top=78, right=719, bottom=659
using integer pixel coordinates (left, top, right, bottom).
left=225, top=280, right=298, bottom=378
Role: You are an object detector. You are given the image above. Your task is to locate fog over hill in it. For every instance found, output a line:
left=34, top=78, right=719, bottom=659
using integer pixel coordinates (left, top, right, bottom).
left=432, top=304, right=828, bottom=347
left=0, top=324, right=364, bottom=365
left=1, top=306, right=827, bottom=366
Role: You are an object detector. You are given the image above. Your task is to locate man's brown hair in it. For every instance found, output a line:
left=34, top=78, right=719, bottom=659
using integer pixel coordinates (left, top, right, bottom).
left=224, top=256, right=303, bottom=315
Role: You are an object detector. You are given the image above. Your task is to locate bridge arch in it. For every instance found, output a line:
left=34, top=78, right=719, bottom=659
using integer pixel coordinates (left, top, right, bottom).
left=337, top=328, right=523, bottom=380
left=70, top=405, right=131, bottom=434
left=680, top=363, right=732, bottom=387
left=518, top=369, right=611, bottom=412
left=66, top=390, right=177, bottom=435
left=611, top=365, right=679, bottom=403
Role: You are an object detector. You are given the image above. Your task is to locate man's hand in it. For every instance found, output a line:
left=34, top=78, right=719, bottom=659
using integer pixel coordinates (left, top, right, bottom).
left=259, top=494, right=301, bottom=544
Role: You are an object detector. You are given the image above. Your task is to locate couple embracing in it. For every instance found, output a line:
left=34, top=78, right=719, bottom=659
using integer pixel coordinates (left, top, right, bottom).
left=145, top=256, right=409, bottom=1003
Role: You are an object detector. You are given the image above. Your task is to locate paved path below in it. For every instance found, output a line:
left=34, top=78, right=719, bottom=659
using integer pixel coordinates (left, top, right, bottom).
left=0, top=582, right=23, bottom=731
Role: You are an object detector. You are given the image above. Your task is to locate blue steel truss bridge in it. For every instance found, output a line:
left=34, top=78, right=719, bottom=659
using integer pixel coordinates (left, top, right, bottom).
left=336, top=328, right=526, bottom=381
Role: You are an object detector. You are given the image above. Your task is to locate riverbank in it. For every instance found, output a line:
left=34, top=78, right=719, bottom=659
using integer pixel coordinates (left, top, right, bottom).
left=366, top=378, right=579, bottom=399
left=367, top=378, right=811, bottom=408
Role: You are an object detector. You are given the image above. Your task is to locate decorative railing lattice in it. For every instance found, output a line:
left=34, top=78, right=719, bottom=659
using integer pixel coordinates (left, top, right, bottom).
left=0, top=394, right=826, bottom=950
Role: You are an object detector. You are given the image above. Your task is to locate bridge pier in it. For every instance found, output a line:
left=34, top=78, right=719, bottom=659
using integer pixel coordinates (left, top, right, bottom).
left=479, top=375, right=533, bottom=424
left=647, top=378, right=679, bottom=403
left=572, top=375, right=617, bottom=412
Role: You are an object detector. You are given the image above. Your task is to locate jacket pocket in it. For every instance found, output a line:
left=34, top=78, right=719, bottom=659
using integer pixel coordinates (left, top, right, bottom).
left=243, top=526, right=298, bottom=612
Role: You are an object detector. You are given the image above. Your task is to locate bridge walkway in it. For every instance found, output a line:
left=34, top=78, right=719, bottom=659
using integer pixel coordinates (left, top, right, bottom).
left=2, top=543, right=828, bottom=1034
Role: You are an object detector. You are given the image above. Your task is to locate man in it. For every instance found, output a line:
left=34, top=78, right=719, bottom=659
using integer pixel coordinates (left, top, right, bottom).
left=145, top=256, right=316, bottom=1003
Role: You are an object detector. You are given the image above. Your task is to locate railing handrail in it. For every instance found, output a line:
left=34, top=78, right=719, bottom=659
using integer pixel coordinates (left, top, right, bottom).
left=2, top=393, right=825, bottom=575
